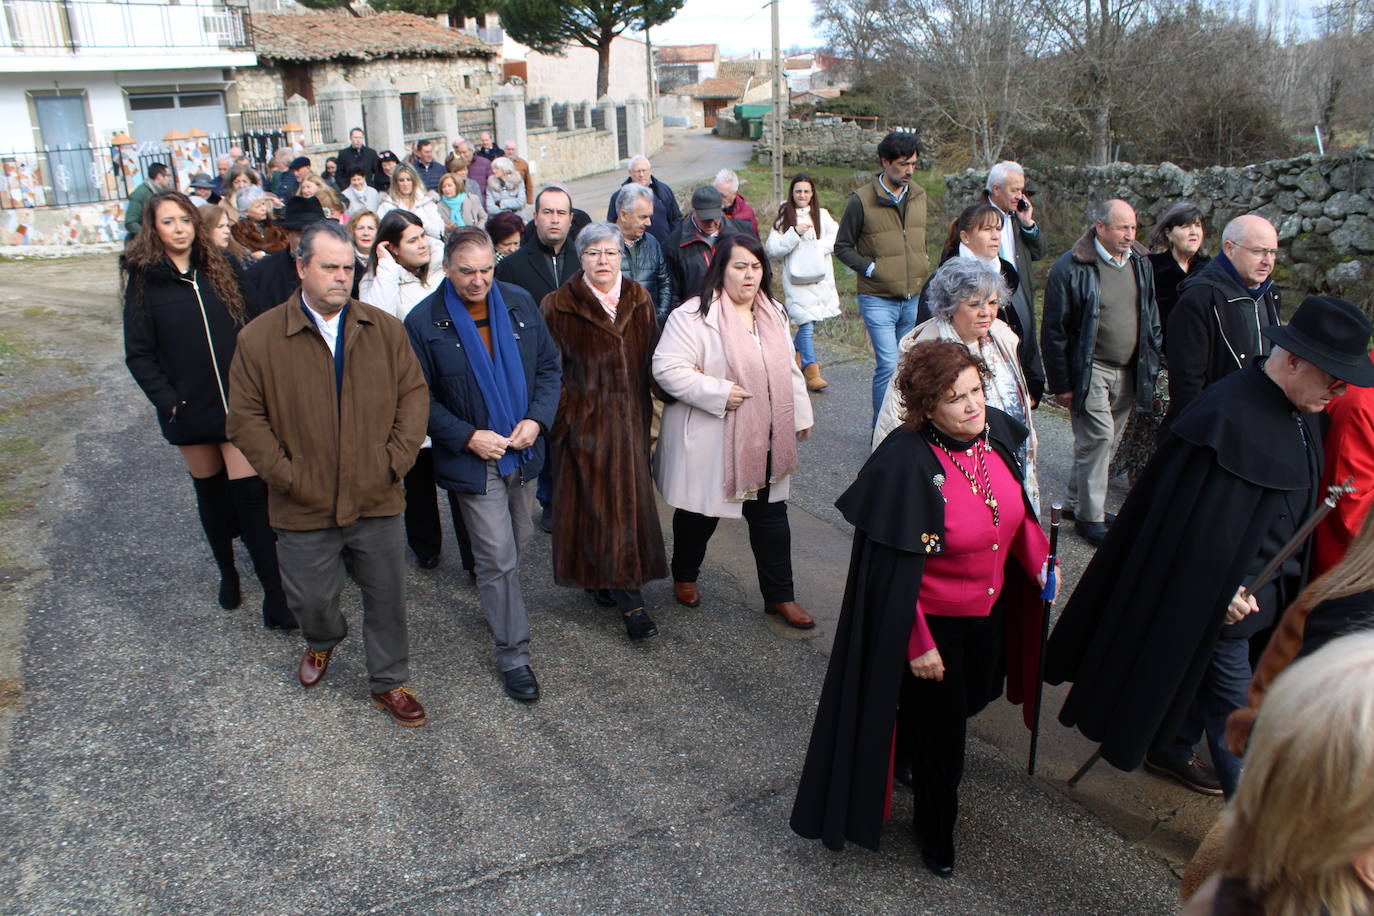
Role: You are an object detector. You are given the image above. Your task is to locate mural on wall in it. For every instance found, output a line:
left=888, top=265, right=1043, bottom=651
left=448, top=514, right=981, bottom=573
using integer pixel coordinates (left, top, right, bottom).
left=0, top=200, right=127, bottom=246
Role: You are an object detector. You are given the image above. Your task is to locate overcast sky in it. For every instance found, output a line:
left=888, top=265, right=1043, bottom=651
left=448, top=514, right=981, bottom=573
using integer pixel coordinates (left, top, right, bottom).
left=646, top=0, right=824, bottom=57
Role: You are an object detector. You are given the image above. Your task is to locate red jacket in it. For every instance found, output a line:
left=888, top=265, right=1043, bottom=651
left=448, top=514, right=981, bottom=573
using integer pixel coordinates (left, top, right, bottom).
left=724, top=192, right=759, bottom=236
left=1314, top=354, right=1374, bottom=574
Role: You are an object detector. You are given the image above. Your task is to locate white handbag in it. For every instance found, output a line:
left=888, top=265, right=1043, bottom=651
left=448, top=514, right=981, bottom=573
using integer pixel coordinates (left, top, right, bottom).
left=787, top=235, right=827, bottom=285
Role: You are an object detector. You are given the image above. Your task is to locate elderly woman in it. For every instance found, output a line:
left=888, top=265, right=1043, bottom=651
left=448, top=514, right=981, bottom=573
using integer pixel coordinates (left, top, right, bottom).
left=792, top=339, right=1051, bottom=877
left=1111, top=203, right=1212, bottom=483
left=221, top=164, right=259, bottom=221
left=378, top=163, right=444, bottom=240
left=875, top=257, right=1040, bottom=513
left=540, top=221, right=667, bottom=640
left=229, top=185, right=287, bottom=257
left=653, top=233, right=815, bottom=629
left=486, top=157, right=527, bottom=216
left=1183, top=633, right=1374, bottom=915
left=487, top=211, right=524, bottom=261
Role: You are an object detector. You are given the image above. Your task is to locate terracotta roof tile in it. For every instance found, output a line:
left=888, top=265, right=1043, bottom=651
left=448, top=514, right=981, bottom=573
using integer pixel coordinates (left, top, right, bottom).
left=251, top=11, right=495, bottom=62
left=674, top=76, right=748, bottom=99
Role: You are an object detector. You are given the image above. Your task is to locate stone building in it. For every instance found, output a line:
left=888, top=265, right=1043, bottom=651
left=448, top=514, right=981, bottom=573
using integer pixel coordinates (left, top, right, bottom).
left=654, top=44, right=719, bottom=94
left=239, top=11, right=500, bottom=113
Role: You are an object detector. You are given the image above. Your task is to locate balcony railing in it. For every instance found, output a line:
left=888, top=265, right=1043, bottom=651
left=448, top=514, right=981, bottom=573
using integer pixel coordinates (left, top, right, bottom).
left=0, top=0, right=252, bottom=56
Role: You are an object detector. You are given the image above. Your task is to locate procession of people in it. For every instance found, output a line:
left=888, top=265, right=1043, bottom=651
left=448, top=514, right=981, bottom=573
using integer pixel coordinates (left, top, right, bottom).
left=121, top=127, right=1374, bottom=911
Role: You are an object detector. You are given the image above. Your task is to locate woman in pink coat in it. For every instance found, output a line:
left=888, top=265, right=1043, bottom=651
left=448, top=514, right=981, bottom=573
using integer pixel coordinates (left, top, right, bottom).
left=652, top=233, right=815, bottom=628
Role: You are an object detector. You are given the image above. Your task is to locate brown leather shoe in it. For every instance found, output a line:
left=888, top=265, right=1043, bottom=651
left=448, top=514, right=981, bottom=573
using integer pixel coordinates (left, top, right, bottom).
left=298, top=646, right=334, bottom=688
left=765, top=601, right=815, bottom=629
left=371, top=686, right=426, bottom=726
left=674, top=581, right=701, bottom=607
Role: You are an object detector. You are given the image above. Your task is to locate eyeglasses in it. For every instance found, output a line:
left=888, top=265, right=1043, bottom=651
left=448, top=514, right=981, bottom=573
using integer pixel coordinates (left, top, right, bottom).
left=1233, top=243, right=1279, bottom=259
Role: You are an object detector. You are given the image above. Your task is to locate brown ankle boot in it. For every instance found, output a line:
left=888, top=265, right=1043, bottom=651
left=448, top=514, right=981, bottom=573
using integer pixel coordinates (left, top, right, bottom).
left=803, top=363, right=829, bottom=391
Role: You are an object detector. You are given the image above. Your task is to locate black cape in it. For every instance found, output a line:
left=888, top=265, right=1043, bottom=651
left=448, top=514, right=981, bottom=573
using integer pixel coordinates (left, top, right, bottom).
left=1044, top=360, right=1321, bottom=772
left=790, top=410, right=1045, bottom=852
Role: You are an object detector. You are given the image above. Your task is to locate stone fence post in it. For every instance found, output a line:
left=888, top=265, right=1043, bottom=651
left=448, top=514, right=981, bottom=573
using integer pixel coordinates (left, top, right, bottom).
left=493, top=84, right=527, bottom=156
left=424, top=84, right=457, bottom=149
left=624, top=96, right=647, bottom=159
left=315, top=77, right=363, bottom=148
left=361, top=77, right=404, bottom=155
left=286, top=94, right=312, bottom=144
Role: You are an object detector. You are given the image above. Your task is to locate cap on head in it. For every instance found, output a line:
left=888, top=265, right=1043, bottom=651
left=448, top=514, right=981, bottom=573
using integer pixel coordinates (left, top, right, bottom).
left=691, top=186, right=723, bottom=221
left=289, top=156, right=311, bottom=171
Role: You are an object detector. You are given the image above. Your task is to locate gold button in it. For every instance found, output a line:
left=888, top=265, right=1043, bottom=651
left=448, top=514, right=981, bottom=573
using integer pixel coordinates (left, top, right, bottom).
left=987, top=587, right=995, bottom=595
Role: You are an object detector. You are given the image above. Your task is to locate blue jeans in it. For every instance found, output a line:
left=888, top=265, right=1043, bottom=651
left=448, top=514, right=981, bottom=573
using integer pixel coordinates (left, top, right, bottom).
left=793, top=321, right=816, bottom=368
left=857, top=293, right=919, bottom=425
left=1163, top=635, right=1250, bottom=798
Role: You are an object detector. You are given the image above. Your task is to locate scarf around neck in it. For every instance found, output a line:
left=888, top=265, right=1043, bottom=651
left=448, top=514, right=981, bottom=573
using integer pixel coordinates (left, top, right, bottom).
left=716, top=291, right=800, bottom=501
left=441, top=278, right=529, bottom=477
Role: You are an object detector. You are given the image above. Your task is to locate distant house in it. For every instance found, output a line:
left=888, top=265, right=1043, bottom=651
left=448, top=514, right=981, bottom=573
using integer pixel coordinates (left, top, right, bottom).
left=239, top=10, right=500, bottom=134
left=672, top=77, right=747, bottom=128
left=655, top=44, right=719, bottom=93
left=791, top=88, right=844, bottom=107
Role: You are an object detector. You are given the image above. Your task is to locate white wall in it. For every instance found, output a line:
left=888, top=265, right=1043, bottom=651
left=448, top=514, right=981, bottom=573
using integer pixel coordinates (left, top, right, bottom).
left=509, top=34, right=654, bottom=104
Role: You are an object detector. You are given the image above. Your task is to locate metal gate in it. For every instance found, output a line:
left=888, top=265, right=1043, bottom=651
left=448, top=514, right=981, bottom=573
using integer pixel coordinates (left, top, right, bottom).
left=615, top=105, right=629, bottom=160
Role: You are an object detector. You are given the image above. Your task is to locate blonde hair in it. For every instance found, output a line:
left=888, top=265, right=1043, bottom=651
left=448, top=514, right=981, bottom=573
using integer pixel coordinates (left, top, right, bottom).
left=1221, top=631, right=1374, bottom=915
left=387, top=163, right=424, bottom=209
left=297, top=173, right=326, bottom=197
left=313, top=184, right=345, bottom=221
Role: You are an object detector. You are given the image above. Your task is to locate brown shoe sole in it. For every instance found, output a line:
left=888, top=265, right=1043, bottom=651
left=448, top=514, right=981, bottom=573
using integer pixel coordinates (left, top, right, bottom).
left=370, top=695, right=427, bottom=727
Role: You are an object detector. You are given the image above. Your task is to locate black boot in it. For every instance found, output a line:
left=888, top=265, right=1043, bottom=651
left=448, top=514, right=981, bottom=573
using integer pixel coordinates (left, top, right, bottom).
left=192, top=470, right=240, bottom=609
left=228, top=476, right=297, bottom=631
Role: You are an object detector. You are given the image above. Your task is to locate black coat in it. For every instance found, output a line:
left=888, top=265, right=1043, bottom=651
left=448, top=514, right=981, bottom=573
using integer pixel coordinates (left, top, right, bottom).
left=1296, top=589, right=1374, bottom=660
left=336, top=144, right=380, bottom=187
left=1147, top=250, right=1210, bottom=335
left=403, top=281, right=562, bottom=495
left=242, top=248, right=361, bottom=319
left=1163, top=254, right=1281, bottom=426
left=790, top=411, right=1044, bottom=852
left=606, top=175, right=682, bottom=244
left=494, top=237, right=576, bottom=308
left=123, top=256, right=243, bottom=445
left=916, top=253, right=1045, bottom=403
left=1040, top=228, right=1162, bottom=412
left=621, top=231, right=674, bottom=325
left=1044, top=361, right=1321, bottom=773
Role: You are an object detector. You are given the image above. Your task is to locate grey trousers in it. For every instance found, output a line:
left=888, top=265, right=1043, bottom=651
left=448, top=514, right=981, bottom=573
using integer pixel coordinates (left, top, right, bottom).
left=275, top=514, right=409, bottom=693
left=453, top=462, right=535, bottom=671
left=1067, top=359, right=1136, bottom=524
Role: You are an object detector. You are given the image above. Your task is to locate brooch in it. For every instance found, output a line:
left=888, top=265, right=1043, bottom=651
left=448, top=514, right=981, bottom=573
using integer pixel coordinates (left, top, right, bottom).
left=920, top=533, right=943, bottom=554
left=932, top=473, right=947, bottom=504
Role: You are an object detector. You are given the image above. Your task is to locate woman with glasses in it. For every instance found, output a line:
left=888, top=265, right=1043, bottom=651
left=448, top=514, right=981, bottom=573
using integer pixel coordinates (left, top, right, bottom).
left=873, top=257, right=1041, bottom=514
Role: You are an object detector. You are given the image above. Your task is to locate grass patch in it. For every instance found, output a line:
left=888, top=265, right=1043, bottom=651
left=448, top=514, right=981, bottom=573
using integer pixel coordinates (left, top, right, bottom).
left=735, top=160, right=946, bottom=355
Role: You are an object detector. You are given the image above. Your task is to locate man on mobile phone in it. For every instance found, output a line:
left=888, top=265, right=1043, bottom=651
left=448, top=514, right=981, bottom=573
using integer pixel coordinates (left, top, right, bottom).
left=983, top=161, right=1046, bottom=406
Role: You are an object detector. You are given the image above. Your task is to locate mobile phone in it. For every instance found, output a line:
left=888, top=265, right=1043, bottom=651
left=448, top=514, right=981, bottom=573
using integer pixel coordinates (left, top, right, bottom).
left=1016, top=197, right=1029, bottom=213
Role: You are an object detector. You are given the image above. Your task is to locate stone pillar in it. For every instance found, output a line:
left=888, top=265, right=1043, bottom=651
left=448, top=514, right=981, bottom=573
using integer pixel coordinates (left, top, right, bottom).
left=286, top=94, right=312, bottom=144
left=493, top=84, right=527, bottom=154
left=424, top=83, right=456, bottom=148
left=537, top=96, right=552, bottom=131
left=316, top=77, right=363, bottom=147
left=595, top=95, right=616, bottom=136
left=625, top=96, right=648, bottom=159
left=578, top=100, right=593, bottom=130
left=361, top=77, right=404, bottom=155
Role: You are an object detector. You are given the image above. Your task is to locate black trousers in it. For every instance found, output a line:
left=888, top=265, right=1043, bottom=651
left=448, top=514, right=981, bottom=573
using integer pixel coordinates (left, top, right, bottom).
left=900, top=604, right=1003, bottom=859
left=403, top=448, right=474, bottom=571
left=669, top=481, right=794, bottom=604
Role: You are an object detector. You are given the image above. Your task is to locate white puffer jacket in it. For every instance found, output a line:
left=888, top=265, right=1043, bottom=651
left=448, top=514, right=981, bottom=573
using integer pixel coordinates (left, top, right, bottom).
left=763, top=207, right=842, bottom=325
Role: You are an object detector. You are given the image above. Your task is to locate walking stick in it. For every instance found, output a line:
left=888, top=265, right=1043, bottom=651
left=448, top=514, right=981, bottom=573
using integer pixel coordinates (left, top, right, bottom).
left=1027, top=504, right=1062, bottom=776
left=1065, top=479, right=1355, bottom=790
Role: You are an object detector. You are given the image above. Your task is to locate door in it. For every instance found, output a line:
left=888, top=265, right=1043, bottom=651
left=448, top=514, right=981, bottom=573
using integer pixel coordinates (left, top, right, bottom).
left=34, top=94, right=96, bottom=205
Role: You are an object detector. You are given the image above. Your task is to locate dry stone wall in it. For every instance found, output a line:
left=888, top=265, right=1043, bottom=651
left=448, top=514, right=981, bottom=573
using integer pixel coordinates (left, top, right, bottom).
left=944, top=149, right=1374, bottom=304
left=755, top=116, right=889, bottom=170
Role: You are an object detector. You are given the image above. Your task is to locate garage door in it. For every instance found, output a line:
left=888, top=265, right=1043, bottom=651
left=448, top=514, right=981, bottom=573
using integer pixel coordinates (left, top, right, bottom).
left=129, top=91, right=229, bottom=142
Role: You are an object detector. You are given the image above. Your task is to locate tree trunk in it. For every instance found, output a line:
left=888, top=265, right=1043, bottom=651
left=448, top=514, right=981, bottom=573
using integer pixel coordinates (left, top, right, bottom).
left=1091, top=94, right=1111, bottom=165
left=596, top=30, right=614, bottom=99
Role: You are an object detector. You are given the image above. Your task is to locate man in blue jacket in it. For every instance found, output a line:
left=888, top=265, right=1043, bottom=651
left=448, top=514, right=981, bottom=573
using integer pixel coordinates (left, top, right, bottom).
left=404, top=227, right=562, bottom=703
left=605, top=155, right=681, bottom=244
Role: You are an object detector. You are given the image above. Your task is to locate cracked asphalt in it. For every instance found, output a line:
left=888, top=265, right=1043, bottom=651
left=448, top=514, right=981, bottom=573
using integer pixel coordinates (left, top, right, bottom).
left=1, top=217, right=1210, bottom=914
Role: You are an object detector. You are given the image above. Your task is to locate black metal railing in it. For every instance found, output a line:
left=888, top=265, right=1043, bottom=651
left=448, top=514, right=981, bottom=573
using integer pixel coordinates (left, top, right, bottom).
left=550, top=103, right=570, bottom=132
left=453, top=107, right=494, bottom=139
left=0, top=0, right=252, bottom=55
left=239, top=107, right=288, bottom=135
left=591, top=108, right=607, bottom=131
left=401, top=106, right=436, bottom=136
left=309, top=105, right=336, bottom=145
left=525, top=102, right=545, bottom=129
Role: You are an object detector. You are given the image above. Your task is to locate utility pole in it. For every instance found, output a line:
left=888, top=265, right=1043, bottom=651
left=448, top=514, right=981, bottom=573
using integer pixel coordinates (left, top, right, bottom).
left=644, top=26, right=656, bottom=119
left=770, top=0, right=783, bottom=206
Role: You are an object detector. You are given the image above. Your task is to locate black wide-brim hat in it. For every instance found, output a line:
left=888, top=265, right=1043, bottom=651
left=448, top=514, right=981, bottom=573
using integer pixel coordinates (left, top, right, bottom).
left=1262, top=295, right=1374, bottom=387
left=277, top=196, right=326, bottom=230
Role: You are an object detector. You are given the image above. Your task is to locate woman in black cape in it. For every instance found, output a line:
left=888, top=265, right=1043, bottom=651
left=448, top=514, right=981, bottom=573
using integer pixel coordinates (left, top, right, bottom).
left=790, top=339, right=1051, bottom=876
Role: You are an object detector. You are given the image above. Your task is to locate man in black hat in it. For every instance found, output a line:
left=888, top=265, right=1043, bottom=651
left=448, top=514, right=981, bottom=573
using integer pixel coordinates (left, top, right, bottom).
left=1045, top=295, right=1374, bottom=800
left=277, top=155, right=312, bottom=200
left=188, top=172, right=217, bottom=207
left=244, top=196, right=359, bottom=317
left=372, top=150, right=399, bottom=193
left=663, top=185, right=751, bottom=311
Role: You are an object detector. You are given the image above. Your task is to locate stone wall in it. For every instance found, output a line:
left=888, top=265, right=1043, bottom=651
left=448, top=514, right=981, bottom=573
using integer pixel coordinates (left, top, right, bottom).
left=644, top=116, right=664, bottom=159
left=754, top=116, right=886, bottom=170
left=525, top=125, right=618, bottom=187
left=943, top=149, right=1374, bottom=303
left=235, top=57, right=501, bottom=111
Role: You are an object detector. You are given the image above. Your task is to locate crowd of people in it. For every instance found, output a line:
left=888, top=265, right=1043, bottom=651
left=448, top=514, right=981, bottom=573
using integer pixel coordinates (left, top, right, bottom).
left=121, top=126, right=1374, bottom=910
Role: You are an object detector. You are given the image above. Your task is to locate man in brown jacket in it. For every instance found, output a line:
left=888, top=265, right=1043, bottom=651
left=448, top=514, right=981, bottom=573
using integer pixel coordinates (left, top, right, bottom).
left=228, top=220, right=431, bottom=726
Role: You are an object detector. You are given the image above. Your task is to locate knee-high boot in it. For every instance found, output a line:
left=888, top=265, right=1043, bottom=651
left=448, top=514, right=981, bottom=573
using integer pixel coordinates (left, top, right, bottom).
left=192, top=469, right=240, bottom=609
left=228, top=475, right=297, bottom=630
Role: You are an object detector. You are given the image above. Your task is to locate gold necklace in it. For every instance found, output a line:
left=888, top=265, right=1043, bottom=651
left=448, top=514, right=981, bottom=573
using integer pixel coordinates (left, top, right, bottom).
left=935, top=437, right=1000, bottom=526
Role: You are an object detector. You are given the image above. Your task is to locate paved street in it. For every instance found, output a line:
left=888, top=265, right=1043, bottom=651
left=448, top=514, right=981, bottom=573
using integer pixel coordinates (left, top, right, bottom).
left=561, top=127, right=753, bottom=215
left=0, top=238, right=1208, bottom=913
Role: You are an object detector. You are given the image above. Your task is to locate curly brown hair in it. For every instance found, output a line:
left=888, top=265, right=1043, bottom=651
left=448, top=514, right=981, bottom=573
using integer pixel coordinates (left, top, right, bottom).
left=896, top=339, right=990, bottom=432
left=122, top=191, right=247, bottom=324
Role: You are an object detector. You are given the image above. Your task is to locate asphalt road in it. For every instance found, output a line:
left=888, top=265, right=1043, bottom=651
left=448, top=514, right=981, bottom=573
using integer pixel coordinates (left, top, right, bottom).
left=561, top=128, right=753, bottom=217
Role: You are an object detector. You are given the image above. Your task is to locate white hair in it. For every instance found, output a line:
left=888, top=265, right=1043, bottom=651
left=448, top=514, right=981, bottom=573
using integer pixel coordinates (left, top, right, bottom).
left=628, top=155, right=650, bottom=171
left=574, top=220, right=624, bottom=258
left=986, top=161, right=1024, bottom=191
left=615, top=183, right=655, bottom=214
left=492, top=156, right=514, bottom=174
left=713, top=169, right=739, bottom=192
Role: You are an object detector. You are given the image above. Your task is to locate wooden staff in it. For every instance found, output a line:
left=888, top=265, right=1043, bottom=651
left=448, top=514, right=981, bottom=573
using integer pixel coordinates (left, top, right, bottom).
left=1028, top=503, right=1062, bottom=776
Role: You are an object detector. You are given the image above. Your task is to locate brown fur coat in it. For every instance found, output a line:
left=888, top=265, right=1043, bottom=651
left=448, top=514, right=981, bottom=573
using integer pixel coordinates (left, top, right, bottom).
left=540, top=271, right=667, bottom=589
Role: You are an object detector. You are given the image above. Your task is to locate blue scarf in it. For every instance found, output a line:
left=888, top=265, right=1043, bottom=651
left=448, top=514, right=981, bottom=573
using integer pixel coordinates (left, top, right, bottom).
left=1216, top=251, right=1272, bottom=300
left=442, top=192, right=466, bottom=227
left=441, top=278, right=529, bottom=477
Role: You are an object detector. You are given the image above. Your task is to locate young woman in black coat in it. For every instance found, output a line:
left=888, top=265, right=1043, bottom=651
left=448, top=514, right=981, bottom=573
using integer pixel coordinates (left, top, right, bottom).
left=122, top=190, right=295, bottom=630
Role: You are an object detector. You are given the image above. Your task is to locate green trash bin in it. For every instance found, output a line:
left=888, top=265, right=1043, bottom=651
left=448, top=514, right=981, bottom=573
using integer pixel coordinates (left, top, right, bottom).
left=748, top=119, right=763, bottom=140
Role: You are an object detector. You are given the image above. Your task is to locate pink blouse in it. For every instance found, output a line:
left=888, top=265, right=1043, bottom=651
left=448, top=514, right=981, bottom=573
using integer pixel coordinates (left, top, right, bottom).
left=908, top=440, right=1049, bottom=659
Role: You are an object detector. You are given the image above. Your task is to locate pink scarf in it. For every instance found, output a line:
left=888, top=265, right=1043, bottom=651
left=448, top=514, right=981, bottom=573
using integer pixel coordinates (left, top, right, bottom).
left=583, top=272, right=622, bottom=320
left=716, top=291, right=800, bottom=501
